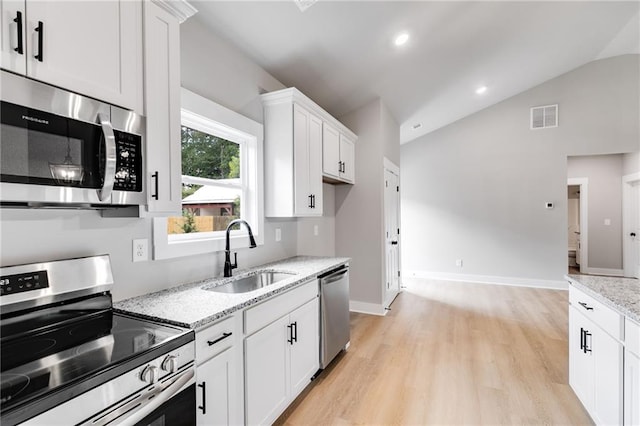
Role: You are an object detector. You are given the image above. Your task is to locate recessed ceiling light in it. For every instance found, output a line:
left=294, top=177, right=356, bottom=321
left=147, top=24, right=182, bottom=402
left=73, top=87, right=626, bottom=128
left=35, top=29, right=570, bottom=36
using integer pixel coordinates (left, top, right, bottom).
left=394, top=32, right=409, bottom=47
left=475, top=86, right=488, bottom=95
left=412, top=123, right=422, bottom=130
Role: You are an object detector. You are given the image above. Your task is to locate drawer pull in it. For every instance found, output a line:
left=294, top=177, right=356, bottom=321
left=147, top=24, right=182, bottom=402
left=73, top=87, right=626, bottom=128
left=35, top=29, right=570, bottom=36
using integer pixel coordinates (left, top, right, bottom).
left=207, top=332, right=232, bottom=346
left=578, top=301, right=594, bottom=311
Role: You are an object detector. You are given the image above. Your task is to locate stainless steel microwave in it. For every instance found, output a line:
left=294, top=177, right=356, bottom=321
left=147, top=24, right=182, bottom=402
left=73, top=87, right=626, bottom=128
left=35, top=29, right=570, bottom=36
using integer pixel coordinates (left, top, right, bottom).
left=0, top=71, right=146, bottom=208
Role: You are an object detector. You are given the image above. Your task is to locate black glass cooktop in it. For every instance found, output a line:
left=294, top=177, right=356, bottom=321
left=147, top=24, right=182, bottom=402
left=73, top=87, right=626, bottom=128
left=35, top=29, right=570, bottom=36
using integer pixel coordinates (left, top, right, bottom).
left=0, top=294, right=191, bottom=419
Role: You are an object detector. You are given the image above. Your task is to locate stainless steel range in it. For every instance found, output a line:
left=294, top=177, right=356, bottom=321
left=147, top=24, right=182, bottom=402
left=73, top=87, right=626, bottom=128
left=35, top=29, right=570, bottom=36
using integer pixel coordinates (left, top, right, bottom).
left=0, top=255, right=196, bottom=425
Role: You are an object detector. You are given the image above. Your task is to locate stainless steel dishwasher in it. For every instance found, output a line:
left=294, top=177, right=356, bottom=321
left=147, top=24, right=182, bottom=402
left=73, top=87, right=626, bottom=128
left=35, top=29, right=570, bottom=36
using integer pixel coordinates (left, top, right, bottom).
left=319, top=264, right=350, bottom=369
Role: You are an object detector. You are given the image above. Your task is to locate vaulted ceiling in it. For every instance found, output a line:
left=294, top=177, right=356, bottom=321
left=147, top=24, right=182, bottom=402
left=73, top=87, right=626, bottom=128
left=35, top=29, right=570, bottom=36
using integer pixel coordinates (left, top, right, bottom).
left=190, top=1, right=640, bottom=144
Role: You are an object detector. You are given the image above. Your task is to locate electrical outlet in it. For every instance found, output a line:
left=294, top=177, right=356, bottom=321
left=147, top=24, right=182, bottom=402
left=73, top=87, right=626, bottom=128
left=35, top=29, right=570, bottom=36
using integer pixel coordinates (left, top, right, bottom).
left=456, top=259, right=463, bottom=267
left=275, top=228, right=281, bottom=242
left=313, top=225, right=319, bottom=236
left=132, top=239, right=148, bottom=262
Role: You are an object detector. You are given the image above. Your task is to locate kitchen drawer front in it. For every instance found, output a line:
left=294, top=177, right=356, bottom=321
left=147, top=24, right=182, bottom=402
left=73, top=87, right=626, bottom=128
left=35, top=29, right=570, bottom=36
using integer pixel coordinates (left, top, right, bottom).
left=627, top=317, right=640, bottom=357
left=244, top=279, right=318, bottom=336
left=195, top=316, right=237, bottom=364
left=569, top=286, right=623, bottom=341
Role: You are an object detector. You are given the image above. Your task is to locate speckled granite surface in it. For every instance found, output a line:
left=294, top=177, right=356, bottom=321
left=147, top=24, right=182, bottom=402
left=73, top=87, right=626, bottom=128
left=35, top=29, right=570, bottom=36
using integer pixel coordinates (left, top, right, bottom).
left=566, top=274, right=640, bottom=323
left=114, top=256, right=349, bottom=329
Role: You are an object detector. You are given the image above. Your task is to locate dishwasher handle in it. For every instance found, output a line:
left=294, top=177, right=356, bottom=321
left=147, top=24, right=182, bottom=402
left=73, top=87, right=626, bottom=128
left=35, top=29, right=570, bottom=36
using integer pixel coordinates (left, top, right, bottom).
left=320, top=265, right=348, bottom=285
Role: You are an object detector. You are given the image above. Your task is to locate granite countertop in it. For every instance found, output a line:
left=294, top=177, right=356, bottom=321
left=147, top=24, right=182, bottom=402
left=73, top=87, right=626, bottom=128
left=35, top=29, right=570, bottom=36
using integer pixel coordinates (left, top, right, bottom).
left=114, top=256, right=349, bottom=329
left=566, top=274, right=640, bottom=323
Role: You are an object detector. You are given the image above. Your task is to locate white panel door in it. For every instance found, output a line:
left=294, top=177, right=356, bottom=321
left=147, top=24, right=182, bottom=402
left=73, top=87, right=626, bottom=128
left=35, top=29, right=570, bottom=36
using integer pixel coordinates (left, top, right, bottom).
left=322, top=122, right=340, bottom=178
left=289, top=298, right=319, bottom=397
left=623, top=179, right=640, bottom=278
left=1, top=0, right=26, bottom=74
left=384, top=167, right=400, bottom=308
left=24, top=1, right=140, bottom=110
left=245, top=315, right=290, bottom=426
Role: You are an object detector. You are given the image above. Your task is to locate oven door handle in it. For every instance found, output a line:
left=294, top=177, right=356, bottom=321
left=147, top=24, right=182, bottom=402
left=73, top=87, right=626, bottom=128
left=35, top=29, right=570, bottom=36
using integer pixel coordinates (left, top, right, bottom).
left=85, top=367, right=195, bottom=426
left=97, top=113, right=116, bottom=202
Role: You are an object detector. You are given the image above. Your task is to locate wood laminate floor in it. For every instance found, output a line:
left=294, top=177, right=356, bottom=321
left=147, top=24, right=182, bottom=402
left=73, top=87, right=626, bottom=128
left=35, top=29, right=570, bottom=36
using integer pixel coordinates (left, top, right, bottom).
left=274, top=279, right=593, bottom=425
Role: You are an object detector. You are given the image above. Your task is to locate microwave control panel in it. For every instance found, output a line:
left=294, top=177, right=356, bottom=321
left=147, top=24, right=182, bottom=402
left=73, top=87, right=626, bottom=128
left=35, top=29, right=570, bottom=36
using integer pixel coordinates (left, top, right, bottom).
left=113, top=130, right=142, bottom=192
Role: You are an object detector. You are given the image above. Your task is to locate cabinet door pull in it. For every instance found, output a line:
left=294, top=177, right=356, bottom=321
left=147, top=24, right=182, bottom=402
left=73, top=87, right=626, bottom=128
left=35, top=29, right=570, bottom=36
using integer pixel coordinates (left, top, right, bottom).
left=13, top=11, right=23, bottom=54
left=151, top=171, right=159, bottom=200
left=580, top=327, right=585, bottom=351
left=34, top=21, right=43, bottom=62
left=197, top=381, right=206, bottom=414
left=287, top=323, right=294, bottom=344
left=312, top=194, right=315, bottom=209
left=578, top=301, right=594, bottom=311
left=308, top=194, right=313, bottom=208
left=207, top=332, right=232, bottom=346
left=292, top=321, right=298, bottom=343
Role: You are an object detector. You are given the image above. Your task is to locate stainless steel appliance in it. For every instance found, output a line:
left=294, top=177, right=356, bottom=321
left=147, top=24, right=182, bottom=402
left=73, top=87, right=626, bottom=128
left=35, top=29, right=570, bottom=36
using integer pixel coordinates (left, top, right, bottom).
left=0, top=255, right=195, bottom=426
left=0, top=70, right=146, bottom=208
left=319, top=264, right=350, bottom=369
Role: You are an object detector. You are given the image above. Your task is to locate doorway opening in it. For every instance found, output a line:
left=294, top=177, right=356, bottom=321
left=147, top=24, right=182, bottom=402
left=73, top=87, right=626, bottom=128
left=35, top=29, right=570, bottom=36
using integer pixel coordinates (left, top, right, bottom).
left=567, top=178, right=588, bottom=275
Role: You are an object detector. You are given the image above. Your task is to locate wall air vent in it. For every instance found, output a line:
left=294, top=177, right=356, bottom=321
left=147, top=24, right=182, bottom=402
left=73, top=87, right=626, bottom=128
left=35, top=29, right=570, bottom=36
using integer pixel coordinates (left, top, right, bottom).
left=530, top=104, right=558, bottom=129
left=294, top=0, right=318, bottom=12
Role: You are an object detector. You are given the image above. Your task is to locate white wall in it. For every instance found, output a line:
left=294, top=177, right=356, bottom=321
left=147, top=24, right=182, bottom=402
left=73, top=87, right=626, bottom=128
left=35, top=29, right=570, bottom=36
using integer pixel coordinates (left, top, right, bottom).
left=336, top=98, right=400, bottom=312
left=0, top=16, right=335, bottom=302
left=623, top=151, right=640, bottom=175
left=568, top=154, right=624, bottom=271
left=401, top=55, right=639, bottom=286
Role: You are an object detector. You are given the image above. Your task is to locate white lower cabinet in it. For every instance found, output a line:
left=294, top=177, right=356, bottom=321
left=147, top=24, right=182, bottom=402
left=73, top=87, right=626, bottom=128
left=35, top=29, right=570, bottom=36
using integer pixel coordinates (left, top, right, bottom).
left=195, top=315, right=243, bottom=426
left=244, top=282, right=319, bottom=425
left=569, top=287, right=624, bottom=425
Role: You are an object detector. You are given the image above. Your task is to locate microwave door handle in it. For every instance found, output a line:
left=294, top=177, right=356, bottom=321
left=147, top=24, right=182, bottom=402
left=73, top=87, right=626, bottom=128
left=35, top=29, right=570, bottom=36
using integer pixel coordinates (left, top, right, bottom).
left=97, top=113, right=116, bottom=202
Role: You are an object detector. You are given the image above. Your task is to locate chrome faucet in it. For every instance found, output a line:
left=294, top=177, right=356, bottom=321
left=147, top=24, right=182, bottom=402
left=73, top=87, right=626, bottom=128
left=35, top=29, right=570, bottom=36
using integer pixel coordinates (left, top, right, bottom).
left=224, top=219, right=257, bottom=277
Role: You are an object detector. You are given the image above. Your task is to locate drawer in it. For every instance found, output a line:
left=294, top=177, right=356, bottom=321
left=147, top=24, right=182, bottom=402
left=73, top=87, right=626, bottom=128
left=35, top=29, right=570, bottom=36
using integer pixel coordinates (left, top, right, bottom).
left=195, top=315, right=237, bottom=364
left=244, top=279, right=318, bottom=336
left=626, top=317, right=640, bottom=357
left=569, top=285, right=623, bottom=341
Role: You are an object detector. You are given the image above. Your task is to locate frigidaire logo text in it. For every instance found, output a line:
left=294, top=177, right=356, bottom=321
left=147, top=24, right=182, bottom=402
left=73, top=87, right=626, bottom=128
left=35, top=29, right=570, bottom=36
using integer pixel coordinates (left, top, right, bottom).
left=21, top=115, right=48, bottom=125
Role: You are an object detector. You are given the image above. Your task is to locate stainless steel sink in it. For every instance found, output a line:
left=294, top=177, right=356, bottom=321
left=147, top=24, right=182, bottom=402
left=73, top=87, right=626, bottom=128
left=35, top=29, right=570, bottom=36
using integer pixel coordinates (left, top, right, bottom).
left=205, top=271, right=296, bottom=294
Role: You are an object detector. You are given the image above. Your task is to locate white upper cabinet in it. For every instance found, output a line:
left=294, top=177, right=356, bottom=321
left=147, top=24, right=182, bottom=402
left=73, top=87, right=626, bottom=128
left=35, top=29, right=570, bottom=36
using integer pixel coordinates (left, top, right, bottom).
left=293, top=104, right=323, bottom=216
left=339, top=133, right=355, bottom=183
left=322, top=123, right=355, bottom=184
left=142, top=0, right=182, bottom=215
left=322, top=122, right=341, bottom=178
left=1, top=0, right=142, bottom=112
left=262, top=87, right=357, bottom=217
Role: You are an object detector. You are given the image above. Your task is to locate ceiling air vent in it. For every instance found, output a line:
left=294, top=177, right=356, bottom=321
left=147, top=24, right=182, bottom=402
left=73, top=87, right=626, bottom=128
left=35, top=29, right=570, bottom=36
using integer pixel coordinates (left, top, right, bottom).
left=530, top=104, right=558, bottom=130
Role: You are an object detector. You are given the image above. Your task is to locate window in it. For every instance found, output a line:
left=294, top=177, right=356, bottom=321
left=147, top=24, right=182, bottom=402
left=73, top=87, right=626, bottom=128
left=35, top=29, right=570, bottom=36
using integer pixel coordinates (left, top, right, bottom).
left=153, top=89, right=264, bottom=259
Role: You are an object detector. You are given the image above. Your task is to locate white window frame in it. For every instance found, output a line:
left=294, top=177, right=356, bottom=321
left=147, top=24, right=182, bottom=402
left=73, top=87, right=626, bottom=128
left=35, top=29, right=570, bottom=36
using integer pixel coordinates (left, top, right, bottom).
left=153, top=88, right=264, bottom=259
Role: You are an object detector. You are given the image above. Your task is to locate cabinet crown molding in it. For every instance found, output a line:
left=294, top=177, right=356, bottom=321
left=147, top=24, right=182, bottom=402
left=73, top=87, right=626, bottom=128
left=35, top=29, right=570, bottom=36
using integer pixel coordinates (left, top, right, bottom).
left=261, top=88, right=357, bottom=141
left=151, top=0, right=197, bottom=22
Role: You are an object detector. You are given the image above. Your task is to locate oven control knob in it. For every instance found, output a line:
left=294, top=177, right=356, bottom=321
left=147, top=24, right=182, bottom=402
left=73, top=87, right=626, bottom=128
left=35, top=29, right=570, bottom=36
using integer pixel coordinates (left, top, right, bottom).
left=161, top=355, right=177, bottom=373
left=140, top=365, right=158, bottom=384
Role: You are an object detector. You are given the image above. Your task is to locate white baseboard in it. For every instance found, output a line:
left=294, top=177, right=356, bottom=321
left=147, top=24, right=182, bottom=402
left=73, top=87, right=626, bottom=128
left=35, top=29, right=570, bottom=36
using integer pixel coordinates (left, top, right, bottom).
left=406, top=270, right=568, bottom=290
left=584, top=267, right=624, bottom=277
left=349, top=300, right=387, bottom=316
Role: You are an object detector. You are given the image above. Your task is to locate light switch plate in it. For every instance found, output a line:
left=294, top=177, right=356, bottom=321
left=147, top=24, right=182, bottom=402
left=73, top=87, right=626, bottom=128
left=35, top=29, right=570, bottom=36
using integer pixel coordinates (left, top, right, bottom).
left=275, top=228, right=282, bottom=242
left=314, top=225, right=319, bottom=236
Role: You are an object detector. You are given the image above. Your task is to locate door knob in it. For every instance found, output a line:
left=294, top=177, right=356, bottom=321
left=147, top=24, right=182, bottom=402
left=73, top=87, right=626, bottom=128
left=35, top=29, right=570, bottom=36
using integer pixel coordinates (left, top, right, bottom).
left=631, top=232, right=637, bottom=237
